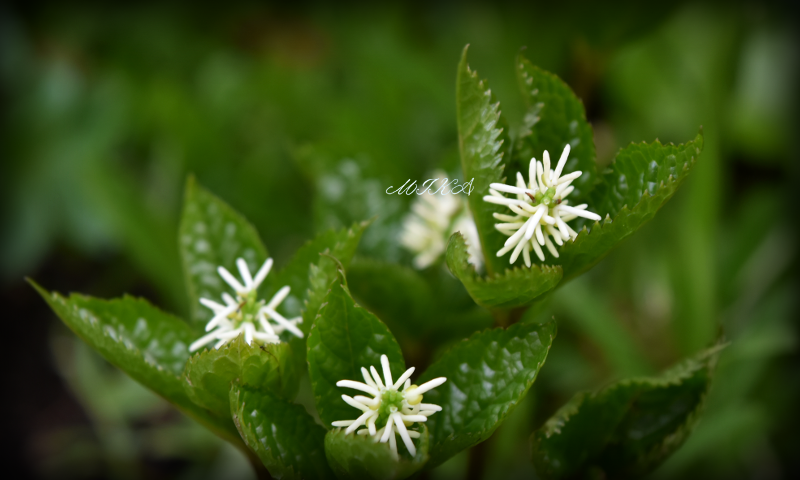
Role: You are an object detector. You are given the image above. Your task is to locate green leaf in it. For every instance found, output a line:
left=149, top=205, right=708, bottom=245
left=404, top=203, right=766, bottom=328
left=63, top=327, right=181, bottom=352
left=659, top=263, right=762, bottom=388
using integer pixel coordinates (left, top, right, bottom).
left=513, top=54, right=597, bottom=204
left=556, top=133, right=703, bottom=281
left=272, top=222, right=369, bottom=377
left=183, top=336, right=298, bottom=418
left=307, top=274, right=406, bottom=428
left=456, top=45, right=512, bottom=275
left=346, top=259, right=432, bottom=339
left=347, top=259, right=495, bottom=346
left=31, top=281, right=241, bottom=444
left=347, top=259, right=495, bottom=349
left=418, top=320, right=557, bottom=468
left=324, top=425, right=430, bottom=480
left=231, top=384, right=335, bottom=480
left=295, top=146, right=404, bottom=261
left=530, top=346, right=721, bottom=479
left=179, top=176, right=269, bottom=329
left=271, top=221, right=369, bottom=328
left=446, top=232, right=562, bottom=309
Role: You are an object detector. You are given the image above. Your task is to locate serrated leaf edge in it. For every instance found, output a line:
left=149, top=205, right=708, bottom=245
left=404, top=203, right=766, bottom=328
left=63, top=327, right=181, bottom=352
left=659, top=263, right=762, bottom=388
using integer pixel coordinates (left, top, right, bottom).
left=450, top=232, right=562, bottom=283
left=422, top=320, right=557, bottom=468
left=558, top=135, right=702, bottom=280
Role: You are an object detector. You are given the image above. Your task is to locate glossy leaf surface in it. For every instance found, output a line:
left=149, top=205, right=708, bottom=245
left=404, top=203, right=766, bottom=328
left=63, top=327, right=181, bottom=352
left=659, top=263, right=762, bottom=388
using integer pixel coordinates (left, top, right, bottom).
left=557, top=133, right=703, bottom=280
left=324, top=426, right=429, bottom=480
left=531, top=347, right=720, bottom=479
left=307, top=275, right=406, bottom=428
left=184, top=337, right=298, bottom=418
left=273, top=221, right=368, bottom=330
left=231, top=384, right=335, bottom=480
left=418, top=320, right=557, bottom=468
left=446, top=232, right=562, bottom=308
left=514, top=54, right=597, bottom=204
left=33, top=282, right=240, bottom=443
left=456, top=45, right=512, bottom=275
left=347, top=259, right=494, bottom=345
left=179, top=177, right=268, bottom=329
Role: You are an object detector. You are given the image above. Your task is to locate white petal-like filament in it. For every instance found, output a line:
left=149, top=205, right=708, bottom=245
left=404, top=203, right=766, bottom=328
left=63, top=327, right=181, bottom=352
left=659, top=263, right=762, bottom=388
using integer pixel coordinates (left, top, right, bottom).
left=481, top=144, right=601, bottom=263
left=236, top=258, right=254, bottom=289
left=415, top=377, right=447, bottom=395
left=252, top=258, right=273, bottom=290
left=381, top=355, right=394, bottom=387
left=217, top=266, right=246, bottom=293
left=336, top=380, right=380, bottom=397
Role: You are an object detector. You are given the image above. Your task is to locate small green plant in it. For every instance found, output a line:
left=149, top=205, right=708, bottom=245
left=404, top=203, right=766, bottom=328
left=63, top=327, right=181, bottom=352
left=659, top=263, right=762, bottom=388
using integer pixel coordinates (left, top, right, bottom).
left=34, top=46, right=717, bottom=480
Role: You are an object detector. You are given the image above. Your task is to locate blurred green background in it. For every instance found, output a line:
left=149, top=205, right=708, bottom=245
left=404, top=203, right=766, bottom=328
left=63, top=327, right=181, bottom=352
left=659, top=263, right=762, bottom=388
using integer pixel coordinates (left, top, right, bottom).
left=2, top=1, right=797, bottom=479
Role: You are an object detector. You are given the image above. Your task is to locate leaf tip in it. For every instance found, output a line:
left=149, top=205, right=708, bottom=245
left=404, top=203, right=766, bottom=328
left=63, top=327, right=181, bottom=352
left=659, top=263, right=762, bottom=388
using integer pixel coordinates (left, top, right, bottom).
left=459, top=44, right=470, bottom=65
left=27, top=277, right=55, bottom=302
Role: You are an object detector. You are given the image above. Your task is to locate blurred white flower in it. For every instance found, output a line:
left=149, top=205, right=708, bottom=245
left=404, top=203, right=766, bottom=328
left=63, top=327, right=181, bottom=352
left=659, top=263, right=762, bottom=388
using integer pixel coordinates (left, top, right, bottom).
left=400, top=172, right=482, bottom=270
left=332, top=354, right=446, bottom=458
left=483, top=145, right=601, bottom=266
left=189, top=257, right=303, bottom=352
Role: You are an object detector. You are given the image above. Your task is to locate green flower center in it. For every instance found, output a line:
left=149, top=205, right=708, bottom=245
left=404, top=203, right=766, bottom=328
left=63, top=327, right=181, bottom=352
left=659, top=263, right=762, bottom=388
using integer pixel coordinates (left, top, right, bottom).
left=376, top=389, right=405, bottom=428
left=228, top=290, right=264, bottom=327
left=533, top=187, right=557, bottom=207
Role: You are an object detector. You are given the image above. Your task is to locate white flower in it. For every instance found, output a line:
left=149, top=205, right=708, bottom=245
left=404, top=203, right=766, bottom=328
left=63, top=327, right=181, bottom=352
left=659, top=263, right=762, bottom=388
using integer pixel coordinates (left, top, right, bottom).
left=400, top=172, right=482, bottom=270
left=483, top=145, right=602, bottom=266
left=332, top=354, right=447, bottom=459
left=189, top=257, right=303, bottom=352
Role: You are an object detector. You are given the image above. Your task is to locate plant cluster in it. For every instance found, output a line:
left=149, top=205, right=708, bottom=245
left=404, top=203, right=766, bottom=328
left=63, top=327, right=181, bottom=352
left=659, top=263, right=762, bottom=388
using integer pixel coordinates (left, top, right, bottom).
left=35, top=46, right=718, bottom=479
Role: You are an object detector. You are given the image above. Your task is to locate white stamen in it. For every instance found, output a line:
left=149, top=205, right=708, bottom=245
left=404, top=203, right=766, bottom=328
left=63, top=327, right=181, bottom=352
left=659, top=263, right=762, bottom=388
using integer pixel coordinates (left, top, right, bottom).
left=493, top=213, right=521, bottom=222
left=529, top=158, right=538, bottom=190
left=192, top=256, right=300, bottom=352
left=362, top=367, right=377, bottom=389
left=532, top=240, right=545, bottom=261
left=189, top=331, right=220, bottom=352
left=222, top=292, right=238, bottom=306
left=482, top=144, right=599, bottom=263
left=505, top=217, right=534, bottom=247
left=381, top=416, right=395, bottom=443
left=543, top=150, right=551, bottom=185
left=345, top=409, right=376, bottom=435
left=263, top=307, right=304, bottom=338
left=484, top=195, right=523, bottom=206
left=523, top=242, right=531, bottom=267
left=333, top=356, right=446, bottom=456
left=415, top=377, right=447, bottom=395
left=200, top=298, right=226, bottom=312
left=558, top=205, right=601, bottom=221
left=553, top=143, right=570, bottom=180
left=399, top=414, right=428, bottom=423
left=236, top=258, right=254, bottom=289
left=252, top=258, right=273, bottom=290
left=490, top=183, right=534, bottom=196
left=244, top=322, right=254, bottom=345
left=381, top=355, right=394, bottom=387
left=217, top=266, right=246, bottom=293
left=257, top=312, right=277, bottom=335
left=266, top=286, right=291, bottom=310
left=544, top=236, right=560, bottom=258
left=509, top=235, right=527, bottom=264
left=370, top=366, right=385, bottom=389
left=342, top=395, right=371, bottom=412
left=556, top=171, right=581, bottom=186
left=393, top=367, right=415, bottom=390
left=394, top=415, right=416, bottom=456
left=337, top=380, right=381, bottom=397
